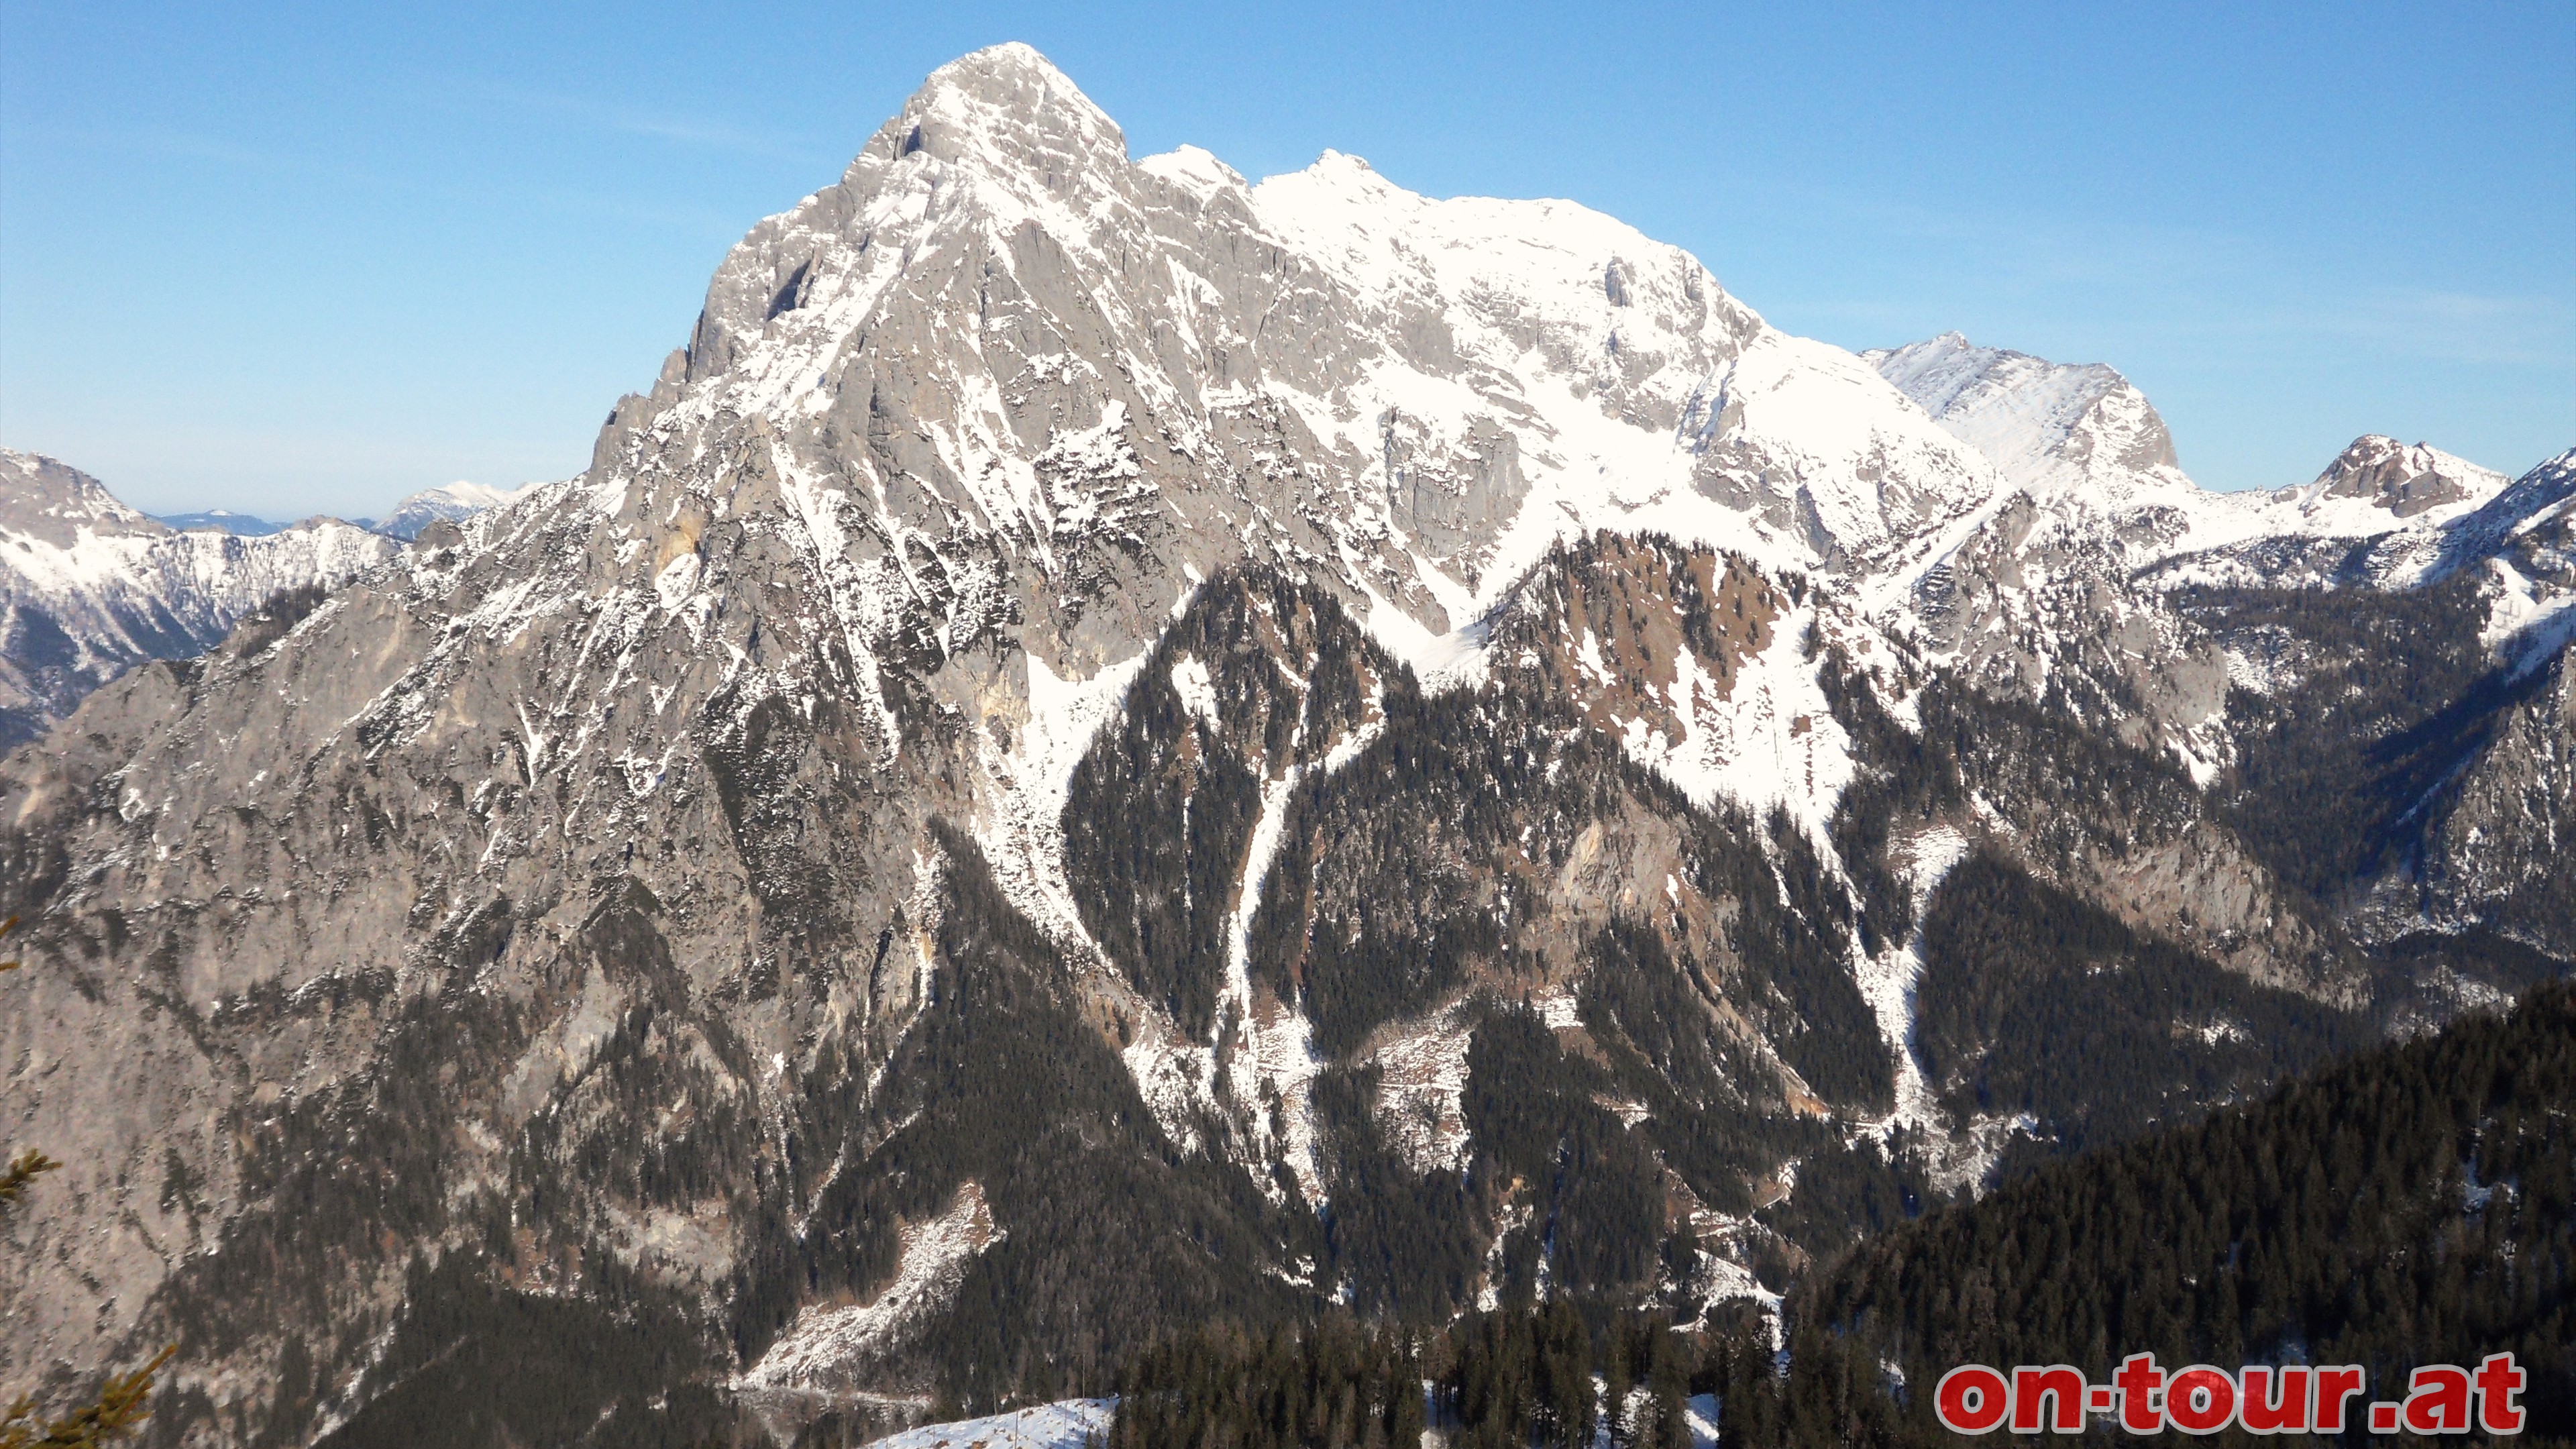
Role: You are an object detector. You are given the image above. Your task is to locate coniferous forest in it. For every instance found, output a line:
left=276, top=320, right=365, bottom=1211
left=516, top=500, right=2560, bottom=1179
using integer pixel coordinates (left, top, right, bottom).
left=1102, top=981, right=2576, bottom=1449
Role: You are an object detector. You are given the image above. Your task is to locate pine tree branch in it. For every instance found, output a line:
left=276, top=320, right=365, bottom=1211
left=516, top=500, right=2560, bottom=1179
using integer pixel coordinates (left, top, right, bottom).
left=0, top=1150, right=60, bottom=1216
left=0, top=1344, right=176, bottom=1448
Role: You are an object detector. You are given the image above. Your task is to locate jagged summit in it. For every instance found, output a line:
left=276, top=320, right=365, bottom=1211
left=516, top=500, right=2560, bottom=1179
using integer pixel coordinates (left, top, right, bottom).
left=2288, top=433, right=2509, bottom=521
left=866, top=43, right=1127, bottom=195
left=606, top=43, right=2003, bottom=698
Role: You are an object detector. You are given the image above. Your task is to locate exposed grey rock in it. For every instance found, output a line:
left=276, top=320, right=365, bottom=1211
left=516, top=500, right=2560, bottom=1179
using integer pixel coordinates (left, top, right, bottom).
left=2304, top=434, right=2510, bottom=520
left=0, top=449, right=399, bottom=747
left=0, top=45, right=2563, bottom=1440
left=2393, top=644, right=2576, bottom=953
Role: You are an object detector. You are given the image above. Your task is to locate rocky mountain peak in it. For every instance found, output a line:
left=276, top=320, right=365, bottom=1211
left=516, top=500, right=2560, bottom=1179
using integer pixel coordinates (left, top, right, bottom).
left=2300, top=433, right=2508, bottom=519
left=1866, top=332, right=2180, bottom=495
left=867, top=43, right=1127, bottom=199
left=13, top=49, right=2567, bottom=1438
left=0, top=448, right=164, bottom=545
left=578, top=44, right=2011, bottom=713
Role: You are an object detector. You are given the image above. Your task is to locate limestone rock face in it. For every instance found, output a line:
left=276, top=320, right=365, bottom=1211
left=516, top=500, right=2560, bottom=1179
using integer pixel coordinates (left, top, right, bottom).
left=0, top=43, right=2567, bottom=1444
left=2305, top=434, right=2511, bottom=520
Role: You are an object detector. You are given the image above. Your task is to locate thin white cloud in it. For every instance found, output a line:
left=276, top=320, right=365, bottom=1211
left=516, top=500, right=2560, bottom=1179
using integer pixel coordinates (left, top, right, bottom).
left=457, top=80, right=820, bottom=159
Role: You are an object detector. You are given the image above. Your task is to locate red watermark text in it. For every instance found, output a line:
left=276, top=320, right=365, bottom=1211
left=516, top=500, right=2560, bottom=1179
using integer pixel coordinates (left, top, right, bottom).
left=1931, top=1352, right=2524, bottom=1435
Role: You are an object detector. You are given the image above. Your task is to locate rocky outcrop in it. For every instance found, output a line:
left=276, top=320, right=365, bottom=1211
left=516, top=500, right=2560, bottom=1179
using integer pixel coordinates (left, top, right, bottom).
left=2301, top=434, right=2509, bottom=521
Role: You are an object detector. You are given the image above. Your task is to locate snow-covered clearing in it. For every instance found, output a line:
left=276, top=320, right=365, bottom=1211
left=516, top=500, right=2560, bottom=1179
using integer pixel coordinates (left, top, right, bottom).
left=861, top=1398, right=1115, bottom=1449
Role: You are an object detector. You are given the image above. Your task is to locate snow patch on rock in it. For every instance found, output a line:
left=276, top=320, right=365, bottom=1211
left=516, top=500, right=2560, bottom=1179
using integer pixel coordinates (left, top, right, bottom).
left=1607, top=599, right=1856, bottom=845
left=1368, top=1005, right=1477, bottom=1176
left=975, top=648, right=1150, bottom=954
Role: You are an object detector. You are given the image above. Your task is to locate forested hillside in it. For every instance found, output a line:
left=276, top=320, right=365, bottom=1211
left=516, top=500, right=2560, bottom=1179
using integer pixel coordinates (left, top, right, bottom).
left=1748, top=979, right=2576, bottom=1445
left=1103, top=984, right=2575, bottom=1449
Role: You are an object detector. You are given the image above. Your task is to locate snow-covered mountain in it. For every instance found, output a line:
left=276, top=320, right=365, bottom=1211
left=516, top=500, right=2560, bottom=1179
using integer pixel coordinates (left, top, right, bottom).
left=0, top=449, right=400, bottom=747
left=1865, top=332, right=2188, bottom=503
left=1862, top=335, right=2565, bottom=764
left=0, top=45, right=2566, bottom=1445
left=362, top=478, right=541, bottom=539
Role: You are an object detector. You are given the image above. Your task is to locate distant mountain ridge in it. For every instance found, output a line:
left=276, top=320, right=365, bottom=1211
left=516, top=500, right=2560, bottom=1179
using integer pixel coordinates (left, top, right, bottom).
left=360, top=479, right=541, bottom=540
left=0, top=465, right=559, bottom=743
left=141, top=485, right=545, bottom=543
left=0, top=449, right=400, bottom=747
left=0, top=44, right=2565, bottom=1446
left=154, top=508, right=289, bottom=536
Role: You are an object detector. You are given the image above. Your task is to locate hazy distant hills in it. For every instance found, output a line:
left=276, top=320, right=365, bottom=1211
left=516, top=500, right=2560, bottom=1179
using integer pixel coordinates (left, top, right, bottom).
left=154, top=508, right=290, bottom=536
left=359, top=479, right=541, bottom=540
left=152, top=480, right=548, bottom=543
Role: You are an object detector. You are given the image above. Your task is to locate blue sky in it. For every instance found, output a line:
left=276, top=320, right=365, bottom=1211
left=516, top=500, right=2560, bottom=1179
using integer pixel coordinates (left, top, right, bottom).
left=3, top=1, right=2568, bottom=519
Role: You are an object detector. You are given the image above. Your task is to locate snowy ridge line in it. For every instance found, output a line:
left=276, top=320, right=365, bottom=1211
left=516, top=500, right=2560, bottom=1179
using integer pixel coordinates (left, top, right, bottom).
left=641, top=44, right=2026, bottom=706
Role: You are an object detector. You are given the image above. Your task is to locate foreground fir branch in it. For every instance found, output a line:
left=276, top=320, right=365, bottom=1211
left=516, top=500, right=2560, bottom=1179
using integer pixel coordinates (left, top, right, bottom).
left=0, top=1346, right=177, bottom=1449
left=0, top=1150, right=59, bottom=1214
